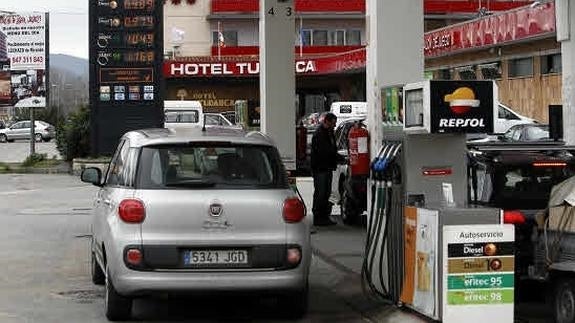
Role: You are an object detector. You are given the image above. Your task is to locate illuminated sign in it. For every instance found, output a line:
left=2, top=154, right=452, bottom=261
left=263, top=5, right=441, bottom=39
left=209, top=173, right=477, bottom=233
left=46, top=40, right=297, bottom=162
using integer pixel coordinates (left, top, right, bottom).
left=89, top=0, right=163, bottom=155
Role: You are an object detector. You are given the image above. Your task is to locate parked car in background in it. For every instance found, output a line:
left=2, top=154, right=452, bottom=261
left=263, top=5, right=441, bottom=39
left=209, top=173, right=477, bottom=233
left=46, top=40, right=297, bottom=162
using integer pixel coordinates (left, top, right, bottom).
left=221, top=111, right=236, bottom=125
left=498, top=124, right=550, bottom=142
left=81, top=127, right=311, bottom=321
left=330, top=102, right=367, bottom=127
left=164, top=100, right=204, bottom=131
left=0, top=120, right=55, bottom=143
left=204, top=112, right=239, bottom=128
left=495, top=103, right=536, bottom=134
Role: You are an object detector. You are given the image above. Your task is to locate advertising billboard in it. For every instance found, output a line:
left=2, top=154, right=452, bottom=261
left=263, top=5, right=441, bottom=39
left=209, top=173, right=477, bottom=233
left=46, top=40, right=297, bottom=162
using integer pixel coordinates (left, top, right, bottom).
left=89, top=0, right=164, bottom=155
left=0, top=12, right=48, bottom=109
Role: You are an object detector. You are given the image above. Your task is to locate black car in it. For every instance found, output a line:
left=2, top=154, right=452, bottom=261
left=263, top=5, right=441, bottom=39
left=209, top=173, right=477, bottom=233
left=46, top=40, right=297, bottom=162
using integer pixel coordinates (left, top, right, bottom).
left=468, top=144, right=575, bottom=279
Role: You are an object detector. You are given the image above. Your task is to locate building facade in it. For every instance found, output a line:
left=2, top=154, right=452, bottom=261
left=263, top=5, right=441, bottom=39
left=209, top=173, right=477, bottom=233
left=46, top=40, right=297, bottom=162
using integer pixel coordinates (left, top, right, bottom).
left=162, top=0, right=535, bottom=119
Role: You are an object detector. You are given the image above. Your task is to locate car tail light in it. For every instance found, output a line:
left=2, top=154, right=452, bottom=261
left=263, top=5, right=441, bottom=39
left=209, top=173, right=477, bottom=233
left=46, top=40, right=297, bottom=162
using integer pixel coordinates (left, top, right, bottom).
left=118, top=199, right=146, bottom=223
left=283, top=197, right=305, bottom=223
left=503, top=210, right=526, bottom=225
left=125, top=248, right=143, bottom=266
left=533, top=161, right=567, bottom=167
left=287, top=247, right=302, bottom=266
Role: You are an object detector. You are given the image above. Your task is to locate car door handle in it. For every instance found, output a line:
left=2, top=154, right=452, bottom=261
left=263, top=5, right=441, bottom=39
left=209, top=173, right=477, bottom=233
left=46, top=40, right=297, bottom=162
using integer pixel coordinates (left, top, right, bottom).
left=103, top=199, right=112, bottom=206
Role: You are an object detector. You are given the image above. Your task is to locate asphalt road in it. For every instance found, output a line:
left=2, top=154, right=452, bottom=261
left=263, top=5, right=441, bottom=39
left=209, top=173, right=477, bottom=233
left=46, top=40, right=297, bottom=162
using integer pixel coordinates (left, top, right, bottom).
left=0, top=174, right=373, bottom=323
left=0, top=141, right=60, bottom=163
left=0, top=174, right=553, bottom=323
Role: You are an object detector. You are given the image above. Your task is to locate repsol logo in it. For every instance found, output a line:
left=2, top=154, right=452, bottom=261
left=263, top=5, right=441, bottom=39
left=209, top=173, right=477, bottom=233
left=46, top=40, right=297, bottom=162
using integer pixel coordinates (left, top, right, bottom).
left=439, top=118, right=485, bottom=128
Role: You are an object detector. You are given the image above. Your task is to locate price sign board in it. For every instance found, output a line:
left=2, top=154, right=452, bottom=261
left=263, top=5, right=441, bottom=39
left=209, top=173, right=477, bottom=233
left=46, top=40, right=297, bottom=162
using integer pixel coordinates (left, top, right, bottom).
left=442, top=225, right=515, bottom=323
left=89, top=0, right=163, bottom=155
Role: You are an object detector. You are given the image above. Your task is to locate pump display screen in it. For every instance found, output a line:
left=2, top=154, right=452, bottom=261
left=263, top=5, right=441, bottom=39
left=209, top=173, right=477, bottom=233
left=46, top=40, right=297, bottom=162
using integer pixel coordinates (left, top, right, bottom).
left=405, top=89, right=424, bottom=128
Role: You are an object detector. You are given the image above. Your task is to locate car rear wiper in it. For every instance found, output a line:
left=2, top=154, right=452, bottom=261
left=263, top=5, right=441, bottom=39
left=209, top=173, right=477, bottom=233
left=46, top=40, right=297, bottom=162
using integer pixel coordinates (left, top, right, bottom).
left=165, top=180, right=216, bottom=188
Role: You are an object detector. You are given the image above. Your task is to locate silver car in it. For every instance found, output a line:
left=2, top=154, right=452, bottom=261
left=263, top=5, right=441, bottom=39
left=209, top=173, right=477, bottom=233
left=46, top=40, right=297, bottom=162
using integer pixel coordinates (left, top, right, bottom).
left=0, top=120, right=55, bottom=143
left=81, top=127, right=311, bottom=321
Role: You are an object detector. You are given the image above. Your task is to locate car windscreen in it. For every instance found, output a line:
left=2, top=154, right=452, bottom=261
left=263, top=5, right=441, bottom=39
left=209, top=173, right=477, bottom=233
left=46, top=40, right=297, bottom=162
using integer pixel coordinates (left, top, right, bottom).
left=476, top=164, right=575, bottom=209
left=137, top=144, right=288, bottom=189
left=164, top=110, right=199, bottom=123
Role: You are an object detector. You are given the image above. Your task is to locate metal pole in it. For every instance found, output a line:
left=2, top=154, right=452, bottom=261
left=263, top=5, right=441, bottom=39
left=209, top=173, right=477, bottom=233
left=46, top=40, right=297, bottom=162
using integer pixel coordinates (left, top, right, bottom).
left=29, top=107, right=35, bottom=155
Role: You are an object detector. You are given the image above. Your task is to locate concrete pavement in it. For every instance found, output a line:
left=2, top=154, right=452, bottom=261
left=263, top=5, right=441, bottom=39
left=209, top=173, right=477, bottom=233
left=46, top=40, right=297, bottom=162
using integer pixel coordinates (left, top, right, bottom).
left=0, top=141, right=60, bottom=163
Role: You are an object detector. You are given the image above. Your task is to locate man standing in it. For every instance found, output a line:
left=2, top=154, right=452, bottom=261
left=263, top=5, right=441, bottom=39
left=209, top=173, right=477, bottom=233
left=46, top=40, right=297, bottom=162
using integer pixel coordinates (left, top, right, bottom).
left=311, top=112, right=338, bottom=226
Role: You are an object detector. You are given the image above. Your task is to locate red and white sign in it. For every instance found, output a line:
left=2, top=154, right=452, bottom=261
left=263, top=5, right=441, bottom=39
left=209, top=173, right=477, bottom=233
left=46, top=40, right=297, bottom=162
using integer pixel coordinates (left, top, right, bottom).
left=0, top=13, right=47, bottom=71
left=425, top=2, right=556, bottom=58
left=164, top=49, right=366, bottom=78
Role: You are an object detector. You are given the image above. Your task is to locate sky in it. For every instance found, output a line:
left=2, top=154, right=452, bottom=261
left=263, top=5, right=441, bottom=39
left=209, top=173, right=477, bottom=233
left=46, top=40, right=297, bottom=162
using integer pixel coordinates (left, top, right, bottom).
left=1, top=0, right=89, bottom=59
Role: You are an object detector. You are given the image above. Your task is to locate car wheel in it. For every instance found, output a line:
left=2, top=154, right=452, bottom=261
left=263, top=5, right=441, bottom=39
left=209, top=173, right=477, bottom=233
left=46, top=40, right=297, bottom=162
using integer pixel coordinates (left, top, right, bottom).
left=278, top=284, right=308, bottom=319
left=91, top=251, right=105, bottom=285
left=554, top=278, right=575, bottom=323
left=340, top=189, right=360, bottom=225
left=105, top=266, right=132, bottom=321
left=34, top=133, right=43, bottom=142
left=0, top=134, right=6, bottom=143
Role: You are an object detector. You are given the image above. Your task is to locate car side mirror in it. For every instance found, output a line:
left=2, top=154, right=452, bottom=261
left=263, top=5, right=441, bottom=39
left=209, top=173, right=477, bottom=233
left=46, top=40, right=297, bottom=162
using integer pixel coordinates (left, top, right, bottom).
left=81, top=167, right=103, bottom=187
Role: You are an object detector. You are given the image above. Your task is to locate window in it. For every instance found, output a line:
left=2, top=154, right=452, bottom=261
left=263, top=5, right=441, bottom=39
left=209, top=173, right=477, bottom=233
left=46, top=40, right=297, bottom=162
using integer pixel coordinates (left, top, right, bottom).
left=300, top=29, right=312, bottom=46
left=456, top=65, right=476, bottom=80
left=329, top=30, right=345, bottom=46
left=312, top=30, right=328, bottom=46
left=541, top=53, right=562, bottom=74
left=137, top=144, right=288, bottom=189
left=211, top=30, right=238, bottom=47
left=479, top=62, right=502, bottom=79
left=164, top=110, right=199, bottom=124
left=346, top=29, right=361, bottom=45
left=524, top=126, right=549, bottom=141
left=437, top=69, right=452, bottom=80
left=498, top=106, right=520, bottom=120
left=509, top=57, right=533, bottom=78
left=106, top=140, right=134, bottom=187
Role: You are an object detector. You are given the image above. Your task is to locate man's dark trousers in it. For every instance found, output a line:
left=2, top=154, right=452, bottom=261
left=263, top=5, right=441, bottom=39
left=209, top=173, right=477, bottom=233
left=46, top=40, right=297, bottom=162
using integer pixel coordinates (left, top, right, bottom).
left=312, top=170, right=333, bottom=223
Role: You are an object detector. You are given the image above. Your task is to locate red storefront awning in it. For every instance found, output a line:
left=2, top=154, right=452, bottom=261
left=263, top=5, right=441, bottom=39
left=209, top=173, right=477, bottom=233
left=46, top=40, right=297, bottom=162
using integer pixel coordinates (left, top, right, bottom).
left=164, top=49, right=366, bottom=78
left=210, top=0, right=531, bottom=14
left=165, top=2, right=555, bottom=79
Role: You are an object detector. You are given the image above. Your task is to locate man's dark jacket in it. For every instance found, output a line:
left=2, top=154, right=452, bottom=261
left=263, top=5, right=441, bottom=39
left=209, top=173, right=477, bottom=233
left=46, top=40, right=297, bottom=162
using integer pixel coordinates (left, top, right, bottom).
left=311, top=125, right=338, bottom=172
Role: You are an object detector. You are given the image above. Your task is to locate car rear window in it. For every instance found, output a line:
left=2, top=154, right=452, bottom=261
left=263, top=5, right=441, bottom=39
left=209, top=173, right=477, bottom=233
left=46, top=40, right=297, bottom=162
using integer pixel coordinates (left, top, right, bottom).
left=474, top=165, right=575, bottom=209
left=164, top=110, right=199, bottom=123
left=137, top=144, right=288, bottom=189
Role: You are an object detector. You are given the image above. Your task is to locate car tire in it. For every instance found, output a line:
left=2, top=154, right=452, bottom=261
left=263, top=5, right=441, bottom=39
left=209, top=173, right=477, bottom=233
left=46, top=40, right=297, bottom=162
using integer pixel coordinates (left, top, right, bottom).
left=34, top=134, right=43, bottom=142
left=340, top=189, right=360, bottom=225
left=0, top=134, right=6, bottom=143
left=278, top=284, right=308, bottom=319
left=91, top=252, right=105, bottom=285
left=105, top=267, right=132, bottom=321
left=554, top=277, right=575, bottom=323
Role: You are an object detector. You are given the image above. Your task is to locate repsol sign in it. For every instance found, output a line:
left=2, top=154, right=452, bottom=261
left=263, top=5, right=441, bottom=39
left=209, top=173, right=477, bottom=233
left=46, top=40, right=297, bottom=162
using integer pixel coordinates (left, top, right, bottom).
left=430, top=80, right=495, bottom=134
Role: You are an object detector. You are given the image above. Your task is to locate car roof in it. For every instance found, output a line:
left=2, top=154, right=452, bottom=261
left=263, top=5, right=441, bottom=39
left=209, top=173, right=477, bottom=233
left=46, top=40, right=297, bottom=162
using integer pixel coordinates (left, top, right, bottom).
left=122, top=127, right=276, bottom=148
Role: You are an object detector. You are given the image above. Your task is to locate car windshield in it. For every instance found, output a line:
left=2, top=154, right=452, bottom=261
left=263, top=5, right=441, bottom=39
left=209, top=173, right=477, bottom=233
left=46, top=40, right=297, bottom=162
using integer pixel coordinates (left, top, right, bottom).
left=164, top=110, right=199, bottom=123
left=473, top=164, right=575, bottom=209
left=137, top=144, right=288, bottom=189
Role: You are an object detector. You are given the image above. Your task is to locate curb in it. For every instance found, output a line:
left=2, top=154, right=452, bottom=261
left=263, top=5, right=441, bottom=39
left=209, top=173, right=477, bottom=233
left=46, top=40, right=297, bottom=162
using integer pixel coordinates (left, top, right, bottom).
left=0, top=162, right=72, bottom=175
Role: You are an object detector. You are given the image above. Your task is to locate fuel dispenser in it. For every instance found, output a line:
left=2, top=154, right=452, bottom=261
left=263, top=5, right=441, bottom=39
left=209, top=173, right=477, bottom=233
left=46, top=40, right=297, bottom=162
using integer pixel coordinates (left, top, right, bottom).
left=362, top=80, right=516, bottom=323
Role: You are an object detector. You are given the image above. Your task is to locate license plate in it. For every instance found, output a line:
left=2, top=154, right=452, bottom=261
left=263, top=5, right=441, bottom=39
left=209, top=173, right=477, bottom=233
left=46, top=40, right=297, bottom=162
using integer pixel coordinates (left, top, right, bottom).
left=184, top=250, right=248, bottom=265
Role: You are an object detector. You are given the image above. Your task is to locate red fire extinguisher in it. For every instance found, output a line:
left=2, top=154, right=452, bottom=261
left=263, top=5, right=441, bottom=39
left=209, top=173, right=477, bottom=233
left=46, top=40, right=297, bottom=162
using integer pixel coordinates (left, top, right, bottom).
left=348, top=121, right=370, bottom=176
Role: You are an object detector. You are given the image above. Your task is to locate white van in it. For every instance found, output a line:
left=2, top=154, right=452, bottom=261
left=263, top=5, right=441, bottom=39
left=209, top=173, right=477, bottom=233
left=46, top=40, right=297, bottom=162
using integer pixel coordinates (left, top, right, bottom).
left=163, top=100, right=204, bottom=131
left=496, top=103, right=536, bottom=134
left=330, top=101, right=367, bottom=127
